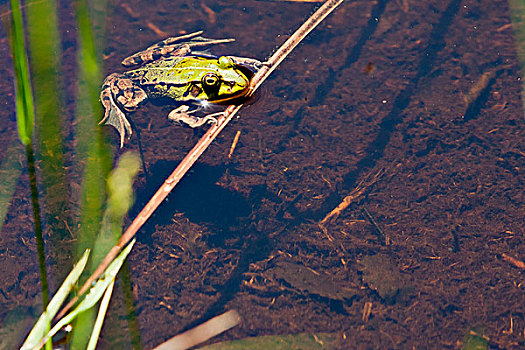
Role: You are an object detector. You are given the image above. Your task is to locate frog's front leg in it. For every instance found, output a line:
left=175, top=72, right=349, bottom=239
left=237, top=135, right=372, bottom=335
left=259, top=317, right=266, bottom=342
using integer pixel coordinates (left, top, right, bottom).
left=100, top=73, right=148, bottom=147
left=168, top=105, right=222, bottom=128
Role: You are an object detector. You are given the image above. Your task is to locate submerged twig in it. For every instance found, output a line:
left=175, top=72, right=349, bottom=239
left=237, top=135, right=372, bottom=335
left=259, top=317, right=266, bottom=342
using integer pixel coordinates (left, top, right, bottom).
left=56, top=0, right=344, bottom=319
left=319, top=168, right=384, bottom=226
left=501, top=253, right=525, bottom=270
left=362, top=207, right=390, bottom=246
left=228, top=130, right=242, bottom=158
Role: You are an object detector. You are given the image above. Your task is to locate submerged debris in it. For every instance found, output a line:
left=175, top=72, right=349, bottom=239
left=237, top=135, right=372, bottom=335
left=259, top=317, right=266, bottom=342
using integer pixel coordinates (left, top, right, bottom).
left=359, top=253, right=414, bottom=304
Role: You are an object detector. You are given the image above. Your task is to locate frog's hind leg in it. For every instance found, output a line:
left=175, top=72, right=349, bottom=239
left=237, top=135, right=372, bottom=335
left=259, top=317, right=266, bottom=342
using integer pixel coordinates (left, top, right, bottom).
left=113, top=76, right=148, bottom=113
left=121, top=31, right=235, bottom=67
left=100, top=73, right=145, bottom=147
left=152, top=31, right=205, bottom=47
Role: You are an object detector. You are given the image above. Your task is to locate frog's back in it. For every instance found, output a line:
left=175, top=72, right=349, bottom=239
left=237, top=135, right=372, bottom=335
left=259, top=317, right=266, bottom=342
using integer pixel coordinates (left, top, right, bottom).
left=126, top=56, right=220, bottom=85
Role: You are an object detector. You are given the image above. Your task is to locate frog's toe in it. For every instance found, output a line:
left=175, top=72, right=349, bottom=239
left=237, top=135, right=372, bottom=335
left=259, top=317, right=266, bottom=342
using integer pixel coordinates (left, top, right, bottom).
left=185, top=112, right=222, bottom=127
left=100, top=93, right=133, bottom=147
left=99, top=90, right=113, bottom=124
left=202, top=112, right=225, bottom=125
left=201, top=115, right=218, bottom=126
left=168, top=111, right=202, bottom=127
left=115, top=109, right=132, bottom=148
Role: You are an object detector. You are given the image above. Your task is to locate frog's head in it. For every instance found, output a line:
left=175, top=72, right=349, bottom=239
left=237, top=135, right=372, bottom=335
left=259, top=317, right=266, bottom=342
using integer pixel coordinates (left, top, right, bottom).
left=201, top=56, right=251, bottom=102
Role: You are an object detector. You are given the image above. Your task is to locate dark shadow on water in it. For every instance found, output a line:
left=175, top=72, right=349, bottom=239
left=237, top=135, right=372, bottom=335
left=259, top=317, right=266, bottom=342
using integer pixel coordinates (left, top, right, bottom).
left=309, top=0, right=391, bottom=107
left=317, top=0, right=464, bottom=218
left=130, top=162, right=279, bottom=329
left=184, top=225, right=273, bottom=332
left=254, top=0, right=465, bottom=227
left=341, top=0, right=463, bottom=185
left=131, top=161, right=252, bottom=241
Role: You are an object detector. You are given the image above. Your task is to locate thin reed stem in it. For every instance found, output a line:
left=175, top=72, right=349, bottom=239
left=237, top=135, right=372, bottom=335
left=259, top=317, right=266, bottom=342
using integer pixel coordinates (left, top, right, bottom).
left=26, top=142, right=49, bottom=308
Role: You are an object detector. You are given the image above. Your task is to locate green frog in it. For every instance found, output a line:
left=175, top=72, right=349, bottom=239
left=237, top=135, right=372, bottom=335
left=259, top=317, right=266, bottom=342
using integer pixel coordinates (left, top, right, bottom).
left=100, top=31, right=261, bottom=147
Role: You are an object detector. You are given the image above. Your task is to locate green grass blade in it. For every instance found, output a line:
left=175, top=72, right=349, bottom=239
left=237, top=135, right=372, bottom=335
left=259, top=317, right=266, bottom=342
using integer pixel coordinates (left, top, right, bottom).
left=6, top=4, right=50, bottom=345
left=25, top=0, right=70, bottom=238
left=20, top=249, right=90, bottom=350
left=86, top=279, right=115, bottom=350
left=72, top=152, right=139, bottom=348
left=91, top=152, right=141, bottom=267
left=70, top=3, right=109, bottom=253
left=73, top=0, right=112, bottom=257
left=39, top=239, right=136, bottom=347
left=70, top=3, right=112, bottom=345
left=8, top=0, right=35, bottom=145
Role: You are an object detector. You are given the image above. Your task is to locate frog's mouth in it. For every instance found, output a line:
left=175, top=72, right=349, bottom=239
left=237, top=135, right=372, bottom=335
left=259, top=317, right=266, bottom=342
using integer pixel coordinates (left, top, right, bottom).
left=207, top=65, right=255, bottom=103
left=208, top=86, right=251, bottom=104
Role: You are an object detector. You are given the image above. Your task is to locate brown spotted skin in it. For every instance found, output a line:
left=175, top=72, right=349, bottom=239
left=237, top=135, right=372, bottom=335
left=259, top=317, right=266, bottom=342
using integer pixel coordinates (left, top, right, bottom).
left=121, top=31, right=234, bottom=68
left=122, top=45, right=192, bottom=68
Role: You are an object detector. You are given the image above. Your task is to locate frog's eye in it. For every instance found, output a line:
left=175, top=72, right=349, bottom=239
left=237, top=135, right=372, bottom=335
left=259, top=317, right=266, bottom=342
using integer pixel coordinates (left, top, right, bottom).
left=202, top=73, right=220, bottom=87
left=218, top=56, right=234, bottom=68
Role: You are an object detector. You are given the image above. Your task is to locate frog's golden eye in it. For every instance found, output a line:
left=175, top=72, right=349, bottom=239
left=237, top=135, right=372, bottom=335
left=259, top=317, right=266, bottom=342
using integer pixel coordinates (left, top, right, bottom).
left=218, top=56, right=234, bottom=68
left=202, top=73, right=220, bottom=86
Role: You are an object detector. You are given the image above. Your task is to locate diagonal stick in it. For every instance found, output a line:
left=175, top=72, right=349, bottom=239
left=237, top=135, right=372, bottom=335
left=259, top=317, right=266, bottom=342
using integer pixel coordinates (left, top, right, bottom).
left=56, top=0, right=344, bottom=320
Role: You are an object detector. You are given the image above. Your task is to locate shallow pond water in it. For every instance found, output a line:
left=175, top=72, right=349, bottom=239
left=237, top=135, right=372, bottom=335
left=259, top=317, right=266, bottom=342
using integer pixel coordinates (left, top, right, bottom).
left=0, top=0, right=524, bottom=349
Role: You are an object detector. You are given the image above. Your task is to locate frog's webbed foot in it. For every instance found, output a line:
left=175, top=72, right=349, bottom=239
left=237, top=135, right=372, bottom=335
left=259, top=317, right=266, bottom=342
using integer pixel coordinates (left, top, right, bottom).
left=168, top=105, right=222, bottom=128
left=100, top=87, right=132, bottom=148
left=100, top=73, right=147, bottom=147
left=122, top=31, right=235, bottom=67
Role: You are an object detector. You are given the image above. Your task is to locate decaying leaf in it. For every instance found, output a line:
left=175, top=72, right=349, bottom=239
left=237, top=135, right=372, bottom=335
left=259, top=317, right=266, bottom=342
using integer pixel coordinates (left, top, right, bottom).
left=268, top=261, right=357, bottom=301
left=359, top=253, right=414, bottom=303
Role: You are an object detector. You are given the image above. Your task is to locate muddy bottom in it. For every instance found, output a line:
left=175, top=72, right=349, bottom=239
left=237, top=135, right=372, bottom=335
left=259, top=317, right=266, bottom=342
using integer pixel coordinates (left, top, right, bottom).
left=0, top=0, right=524, bottom=349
